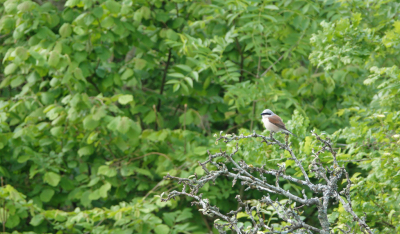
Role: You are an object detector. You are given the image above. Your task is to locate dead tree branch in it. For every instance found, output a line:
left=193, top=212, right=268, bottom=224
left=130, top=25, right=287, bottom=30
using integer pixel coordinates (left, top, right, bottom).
left=161, top=131, right=373, bottom=234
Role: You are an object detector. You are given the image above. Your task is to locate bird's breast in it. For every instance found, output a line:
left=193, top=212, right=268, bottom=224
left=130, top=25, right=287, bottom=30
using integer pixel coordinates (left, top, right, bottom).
left=262, top=117, right=281, bottom=132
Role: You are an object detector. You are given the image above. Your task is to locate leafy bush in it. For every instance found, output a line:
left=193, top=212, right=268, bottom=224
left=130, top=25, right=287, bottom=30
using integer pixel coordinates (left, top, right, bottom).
left=0, top=0, right=399, bottom=233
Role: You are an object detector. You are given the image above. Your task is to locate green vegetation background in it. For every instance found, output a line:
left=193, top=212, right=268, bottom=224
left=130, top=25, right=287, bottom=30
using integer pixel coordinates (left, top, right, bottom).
left=0, top=0, right=399, bottom=233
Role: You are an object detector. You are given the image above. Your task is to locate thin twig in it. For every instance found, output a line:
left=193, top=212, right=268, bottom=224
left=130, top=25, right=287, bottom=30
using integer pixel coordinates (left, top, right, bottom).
left=1, top=177, right=6, bottom=233
left=153, top=104, right=158, bottom=130
left=250, top=101, right=256, bottom=131
left=162, top=131, right=372, bottom=234
left=157, top=49, right=172, bottom=112
left=183, top=104, right=187, bottom=154
left=84, top=219, right=105, bottom=234
left=128, top=152, right=171, bottom=163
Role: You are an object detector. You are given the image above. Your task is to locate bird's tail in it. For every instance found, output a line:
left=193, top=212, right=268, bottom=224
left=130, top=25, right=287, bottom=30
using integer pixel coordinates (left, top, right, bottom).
left=284, top=129, right=299, bottom=138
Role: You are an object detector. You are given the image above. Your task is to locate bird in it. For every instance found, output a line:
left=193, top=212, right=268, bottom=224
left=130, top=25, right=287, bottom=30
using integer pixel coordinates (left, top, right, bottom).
left=260, top=109, right=298, bottom=137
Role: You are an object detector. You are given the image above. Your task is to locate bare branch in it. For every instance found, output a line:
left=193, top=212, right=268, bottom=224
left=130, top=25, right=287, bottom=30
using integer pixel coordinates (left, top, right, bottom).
left=162, top=131, right=373, bottom=234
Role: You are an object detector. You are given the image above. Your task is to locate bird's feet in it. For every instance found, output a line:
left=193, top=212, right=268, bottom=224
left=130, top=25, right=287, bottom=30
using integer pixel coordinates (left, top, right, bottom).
left=285, top=133, right=289, bottom=145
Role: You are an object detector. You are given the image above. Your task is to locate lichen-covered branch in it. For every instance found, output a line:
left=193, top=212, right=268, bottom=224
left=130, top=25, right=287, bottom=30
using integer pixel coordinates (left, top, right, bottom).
left=161, top=131, right=373, bottom=234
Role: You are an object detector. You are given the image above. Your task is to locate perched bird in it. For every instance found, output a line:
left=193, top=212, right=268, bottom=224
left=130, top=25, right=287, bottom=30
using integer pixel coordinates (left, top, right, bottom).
left=260, top=109, right=297, bottom=137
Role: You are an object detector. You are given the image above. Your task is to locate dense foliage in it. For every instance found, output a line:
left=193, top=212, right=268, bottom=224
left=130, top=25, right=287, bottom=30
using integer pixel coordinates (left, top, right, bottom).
left=0, top=0, right=398, bottom=233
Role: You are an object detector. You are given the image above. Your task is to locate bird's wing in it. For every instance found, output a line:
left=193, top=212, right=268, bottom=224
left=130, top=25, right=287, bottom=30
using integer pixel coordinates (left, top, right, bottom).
left=268, top=115, right=298, bottom=137
left=268, top=115, right=287, bottom=130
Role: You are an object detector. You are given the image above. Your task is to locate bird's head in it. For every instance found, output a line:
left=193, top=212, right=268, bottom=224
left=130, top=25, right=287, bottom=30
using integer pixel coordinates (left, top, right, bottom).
left=260, top=109, right=274, bottom=116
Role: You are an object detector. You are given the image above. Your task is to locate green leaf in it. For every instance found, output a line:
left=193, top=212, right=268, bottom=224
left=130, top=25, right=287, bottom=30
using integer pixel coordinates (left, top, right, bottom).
left=115, top=137, right=128, bottom=151
left=65, top=0, right=79, bottom=7
left=191, top=71, right=199, bottom=82
left=303, top=136, right=312, bottom=154
left=118, top=95, right=133, bottom=105
left=195, top=166, right=204, bottom=176
left=176, top=208, right=193, bottom=222
left=140, top=6, right=151, bottom=19
left=15, top=47, right=29, bottom=60
left=44, top=172, right=61, bottom=187
left=134, top=58, right=147, bottom=70
left=48, top=51, right=60, bottom=67
left=0, top=166, right=10, bottom=177
left=50, top=126, right=63, bottom=136
left=168, top=73, right=185, bottom=78
left=101, top=16, right=114, bottom=28
left=84, top=14, right=95, bottom=26
left=388, top=209, right=396, bottom=220
left=107, top=116, right=121, bottom=131
left=143, top=111, right=156, bottom=124
left=173, top=83, right=180, bottom=92
left=92, top=6, right=103, bottom=18
left=172, top=17, right=184, bottom=28
left=99, top=182, right=111, bottom=198
left=78, top=146, right=94, bottom=156
left=80, top=190, right=91, bottom=207
left=11, top=76, right=24, bottom=88
left=265, top=5, right=279, bottom=10
left=4, top=3, right=18, bottom=14
left=73, top=68, right=85, bottom=80
left=328, top=211, right=339, bottom=223
left=166, top=29, right=179, bottom=40
left=40, top=188, right=55, bottom=202
left=261, top=15, right=277, bottom=22
left=5, top=214, right=20, bottom=229
left=154, top=224, right=170, bottom=234
left=98, top=165, right=117, bottom=177
left=129, top=120, right=142, bottom=136
left=184, top=77, right=193, bottom=88
left=133, top=167, right=153, bottom=179
left=156, top=12, right=169, bottom=22
left=180, top=83, right=189, bottom=94
left=313, top=82, right=324, bottom=95
left=166, top=80, right=179, bottom=84
left=121, top=68, right=134, bottom=80
left=17, top=155, right=30, bottom=163
left=193, top=146, right=207, bottom=155
left=89, top=190, right=101, bottom=200
left=105, top=0, right=121, bottom=14
left=87, top=177, right=100, bottom=187
left=17, top=1, right=32, bottom=12
left=30, top=215, right=44, bottom=226
left=175, top=64, right=192, bottom=73
left=83, top=115, right=100, bottom=130
left=92, top=106, right=106, bottom=120
left=73, top=26, right=86, bottom=35
left=4, top=63, right=18, bottom=75
left=87, top=131, right=99, bottom=144
left=117, top=116, right=130, bottom=134
left=59, top=23, right=72, bottom=37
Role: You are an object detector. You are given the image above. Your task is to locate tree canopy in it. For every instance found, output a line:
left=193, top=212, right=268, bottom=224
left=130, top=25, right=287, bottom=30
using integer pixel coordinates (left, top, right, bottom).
left=0, top=0, right=399, bottom=233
